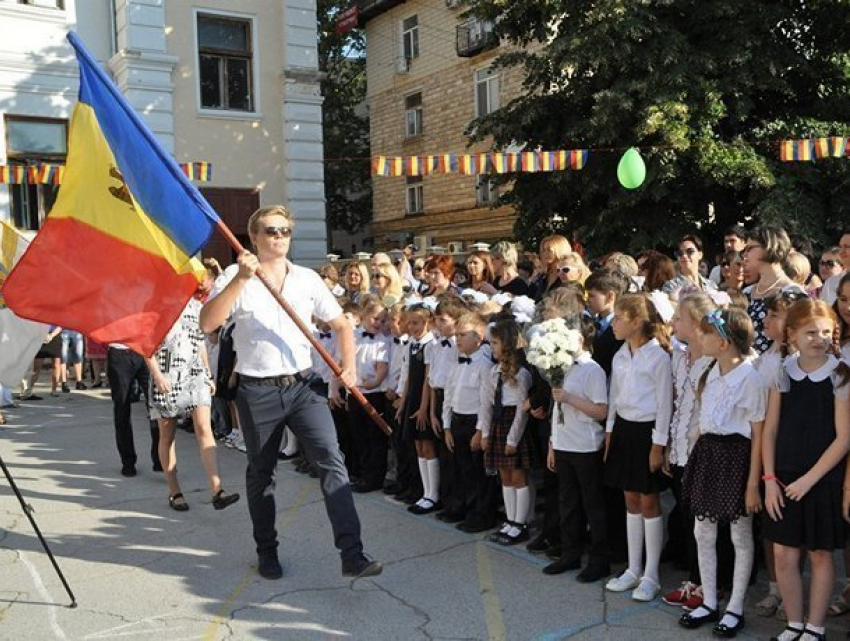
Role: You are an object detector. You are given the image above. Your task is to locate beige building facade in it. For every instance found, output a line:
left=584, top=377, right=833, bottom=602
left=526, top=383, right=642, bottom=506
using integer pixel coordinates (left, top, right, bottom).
left=360, top=0, right=524, bottom=253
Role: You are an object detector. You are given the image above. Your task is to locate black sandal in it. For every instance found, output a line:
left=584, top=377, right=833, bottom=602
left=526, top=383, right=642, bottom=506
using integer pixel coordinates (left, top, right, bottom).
left=713, top=611, right=745, bottom=638
left=679, top=605, right=719, bottom=629
left=212, top=489, right=240, bottom=510
left=799, top=628, right=826, bottom=641
left=769, top=625, right=804, bottom=641
left=169, top=492, right=189, bottom=512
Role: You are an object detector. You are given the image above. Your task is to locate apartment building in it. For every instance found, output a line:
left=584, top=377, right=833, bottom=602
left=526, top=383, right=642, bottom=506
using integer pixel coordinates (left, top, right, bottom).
left=0, top=0, right=328, bottom=265
left=359, top=0, right=524, bottom=254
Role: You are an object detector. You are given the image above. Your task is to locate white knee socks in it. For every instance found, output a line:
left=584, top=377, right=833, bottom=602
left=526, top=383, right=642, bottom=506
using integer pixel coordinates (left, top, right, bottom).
left=417, top=457, right=430, bottom=502
left=515, top=486, right=530, bottom=526
left=502, top=486, right=516, bottom=523
left=426, top=458, right=440, bottom=502
left=643, top=515, right=664, bottom=585
left=626, top=512, right=645, bottom=578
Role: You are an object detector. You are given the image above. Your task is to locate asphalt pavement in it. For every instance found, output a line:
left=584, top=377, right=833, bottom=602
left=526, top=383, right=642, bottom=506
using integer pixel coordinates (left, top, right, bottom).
left=1, top=384, right=847, bottom=640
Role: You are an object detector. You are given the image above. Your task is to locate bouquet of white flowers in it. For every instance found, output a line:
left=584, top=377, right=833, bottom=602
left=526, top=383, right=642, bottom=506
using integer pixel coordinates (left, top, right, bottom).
left=525, top=317, right=583, bottom=423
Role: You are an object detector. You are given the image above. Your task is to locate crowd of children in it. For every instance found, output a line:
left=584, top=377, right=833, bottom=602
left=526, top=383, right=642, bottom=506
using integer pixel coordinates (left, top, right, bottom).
left=283, top=225, right=850, bottom=641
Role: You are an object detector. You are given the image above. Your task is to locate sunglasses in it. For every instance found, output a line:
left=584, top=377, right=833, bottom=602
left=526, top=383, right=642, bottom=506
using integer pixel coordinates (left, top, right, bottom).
left=675, top=247, right=698, bottom=258
left=371, top=273, right=386, bottom=279
left=820, top=259, right=841, bottom=268
left=413, top=266, right=424, bottom=272
left=556, top=266, right=573, bottom=274
left=264, top=226, right=292, bottom=238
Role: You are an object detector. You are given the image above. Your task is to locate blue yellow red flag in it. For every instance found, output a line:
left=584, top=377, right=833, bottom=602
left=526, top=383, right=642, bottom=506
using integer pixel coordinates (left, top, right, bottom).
left=2, top=32, right=217, bottom=356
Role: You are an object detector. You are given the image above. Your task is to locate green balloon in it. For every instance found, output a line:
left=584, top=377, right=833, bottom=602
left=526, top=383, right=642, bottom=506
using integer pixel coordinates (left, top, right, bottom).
left=617, top=148, right=646, bottom=189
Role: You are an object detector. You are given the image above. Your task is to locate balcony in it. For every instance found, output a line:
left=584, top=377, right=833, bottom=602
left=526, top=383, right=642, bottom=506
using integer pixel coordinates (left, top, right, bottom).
left=357, top=0, right=406, bottom=24
left=456, top=18, right=497, bottom=57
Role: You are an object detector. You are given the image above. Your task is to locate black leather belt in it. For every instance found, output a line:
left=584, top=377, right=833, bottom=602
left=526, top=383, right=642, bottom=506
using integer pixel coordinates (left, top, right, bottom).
left=240, top=370, right=312, bottom=388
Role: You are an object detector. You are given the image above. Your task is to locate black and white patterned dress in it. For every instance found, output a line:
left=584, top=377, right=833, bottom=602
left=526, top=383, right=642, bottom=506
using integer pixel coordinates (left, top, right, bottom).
left=149, top=298, right=211, bottom=420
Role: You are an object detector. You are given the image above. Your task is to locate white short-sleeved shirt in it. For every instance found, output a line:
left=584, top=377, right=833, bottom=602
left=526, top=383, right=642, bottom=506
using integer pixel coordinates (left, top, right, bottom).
left=387, top=335, right=408, bottom=392
left=354, top=328, right=389, bottom=392
left=698, top=361, right=766, bottom=437
left=606, top=338, right=674, bottom=446
left=753, top=349, right=783, bottom=391
left=398, top=331, right=434, bottom=396
left=427, top=335, right=457, bottom=389
left=208, top=262, right=342, bottom=376
left=550, top=352, right=608, bottom=453
left=667, top=348, right=712, bottom=466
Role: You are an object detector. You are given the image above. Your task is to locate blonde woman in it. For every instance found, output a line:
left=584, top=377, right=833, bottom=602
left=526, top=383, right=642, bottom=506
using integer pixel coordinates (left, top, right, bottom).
left=555, top=253, right=591, bottom=286
left=531, top=234, right=572, bottom=300
left=491, top=241, right=530, bottom=296
left=371, top=261, right=404, bottom=304
left=343, top=261, right=370, bottom=304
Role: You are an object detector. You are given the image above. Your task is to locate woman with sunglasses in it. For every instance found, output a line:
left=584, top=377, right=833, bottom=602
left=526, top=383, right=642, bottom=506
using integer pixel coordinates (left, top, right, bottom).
left=662, top=235, right=717, bottom=295
left=200, top=205, right=382, bottom=582
left=371, top=262, right=404, bottom=304
left=531, top=234, right=572, bottom=300
left=816, top=247, right=843, bottom=296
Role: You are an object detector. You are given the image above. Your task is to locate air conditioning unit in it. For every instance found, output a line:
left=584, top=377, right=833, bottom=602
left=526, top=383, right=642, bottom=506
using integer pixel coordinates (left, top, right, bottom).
left=446, top=0, right=460, bottom=8
left=447, top=241, right=464, bottom=255
left=395, top=57, right=410, bottom=74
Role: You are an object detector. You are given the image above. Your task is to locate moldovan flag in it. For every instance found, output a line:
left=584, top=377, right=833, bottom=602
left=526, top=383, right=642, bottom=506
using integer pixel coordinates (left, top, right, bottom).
left=2, top=32, right=218, bottom=357
left=0, top=221, right=48, bottom=387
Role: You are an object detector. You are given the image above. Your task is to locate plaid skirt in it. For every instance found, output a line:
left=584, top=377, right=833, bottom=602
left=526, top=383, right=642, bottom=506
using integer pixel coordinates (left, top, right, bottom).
left=484, top=406, right=532, bottom=469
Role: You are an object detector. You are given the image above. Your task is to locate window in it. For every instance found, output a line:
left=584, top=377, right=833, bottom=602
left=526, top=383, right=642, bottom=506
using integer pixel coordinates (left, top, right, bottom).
left=404, top=92, right=422, bottom=137
left=197, top=13, right=254, bottom=111
left=402, top=15, right=419, bottom=61
left=16, top=0, right=65, bottom=8
left=5, top=116, right=66, bottom=231
left=474, top=67, right=500, bottom=117
left=406, top=177, right=423, bottom=215
left=476, top=176, right=497, bottom=206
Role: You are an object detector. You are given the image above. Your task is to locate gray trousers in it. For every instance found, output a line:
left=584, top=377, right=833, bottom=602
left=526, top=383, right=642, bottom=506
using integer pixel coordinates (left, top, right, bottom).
left=235, top=378, right=363, bottom=562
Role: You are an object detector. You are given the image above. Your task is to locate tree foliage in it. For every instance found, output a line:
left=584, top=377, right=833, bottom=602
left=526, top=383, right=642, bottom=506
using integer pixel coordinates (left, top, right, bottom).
left=466, top=0, right=850, bottom=255
left=318, top=0, right=371, bottom=234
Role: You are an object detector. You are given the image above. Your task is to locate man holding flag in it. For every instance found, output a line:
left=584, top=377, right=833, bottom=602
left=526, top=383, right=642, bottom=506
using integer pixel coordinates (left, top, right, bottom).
left=201, top=205, right=383, bottom=581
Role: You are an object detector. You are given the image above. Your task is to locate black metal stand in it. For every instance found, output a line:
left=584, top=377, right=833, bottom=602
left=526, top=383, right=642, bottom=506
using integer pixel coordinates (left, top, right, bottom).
left=0, top=450, right=77, bottom=607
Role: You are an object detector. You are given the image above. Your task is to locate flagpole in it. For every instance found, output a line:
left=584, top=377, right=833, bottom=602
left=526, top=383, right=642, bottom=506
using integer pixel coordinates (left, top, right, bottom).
left=213, top=220, right=392, bottom=436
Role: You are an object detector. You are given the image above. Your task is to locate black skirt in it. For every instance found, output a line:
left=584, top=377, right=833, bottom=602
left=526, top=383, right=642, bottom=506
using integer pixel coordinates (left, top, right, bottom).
left=762, top=470, right=845, bottom=551
left=36, top=333, right=62, bottom=359
left=604, top=416, right=663, bottom=494
left=682, top=433, right=751, bottom=524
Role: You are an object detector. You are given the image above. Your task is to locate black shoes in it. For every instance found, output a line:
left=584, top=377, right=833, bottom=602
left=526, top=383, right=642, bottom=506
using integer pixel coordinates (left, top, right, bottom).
left=258, top=553, right=283, bottom=580
left=75, top=382, right=87, bottom=390
left=212, top=489, right=240, bottom=510
left=712, top=612, right=744, bottom=638
left=121, top=464, right=137, bottom=477
left=527, top=534, right=558, bottom=553
left=408, top=498, right=442, bottom=515
left=342, top=554, right=383, bottom=579
left=577, top=563, right=610, bottom=583
left=61, top=383, right=71, bottom=393
left=679, top=605, right=720, bottom=629
left=543, top=556, right=581, bottom=575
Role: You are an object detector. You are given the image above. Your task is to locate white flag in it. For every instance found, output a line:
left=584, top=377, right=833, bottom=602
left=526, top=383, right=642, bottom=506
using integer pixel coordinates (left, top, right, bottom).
left=0, top=221, right=48, bottom=387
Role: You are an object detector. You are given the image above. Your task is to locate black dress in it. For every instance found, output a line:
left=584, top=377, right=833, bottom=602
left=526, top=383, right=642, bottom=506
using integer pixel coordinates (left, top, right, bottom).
left=402, top=340, right=434, bottom=441
left=762, top=363, right=846, bottom=550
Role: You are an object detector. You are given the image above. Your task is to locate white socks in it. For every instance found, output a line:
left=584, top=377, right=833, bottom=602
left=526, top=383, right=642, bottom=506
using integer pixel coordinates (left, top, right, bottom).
left=502, top=486, right=516, bottom=523
left=626, top=512, right=645, bottom=579
left=426, top=458, right=440, bottom=502
left=416, top=457, right=440, bottom=505
left=417, top=458, right=430, bottom=507
left=778, top=625, right=804, bottom=641
left=643, top=515, right=663, bottom=585
left=281, top=427, right=298, bottom=456
left=694, top=518, right=719, bottom=610
left=515, top=486, right=530, bottom=526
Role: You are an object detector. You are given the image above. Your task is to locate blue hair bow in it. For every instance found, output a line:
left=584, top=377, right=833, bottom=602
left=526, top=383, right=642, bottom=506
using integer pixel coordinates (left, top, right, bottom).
left=705, top=309, right=730, bottom=341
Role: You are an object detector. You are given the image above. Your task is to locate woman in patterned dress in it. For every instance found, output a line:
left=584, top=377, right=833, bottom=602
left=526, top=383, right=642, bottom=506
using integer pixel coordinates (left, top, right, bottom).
left=146, top=294, right=239, bottom=512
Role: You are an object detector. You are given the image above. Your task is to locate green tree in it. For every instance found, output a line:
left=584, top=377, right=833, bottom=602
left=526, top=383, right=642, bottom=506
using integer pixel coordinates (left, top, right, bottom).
left=466, top=0, right=850, bottom=255
left=318, top=0, right=371, bottom=237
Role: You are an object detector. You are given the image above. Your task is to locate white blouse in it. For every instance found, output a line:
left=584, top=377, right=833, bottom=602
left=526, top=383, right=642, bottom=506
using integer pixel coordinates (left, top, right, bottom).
left=387, top=335, right=408, bottom=393
left=698, top=361, right=766, bottom=437
left=606, top=338, right=674, bottom=447
left=311, top=328, right=338, bottom=384
left=353, top=328, right=389, bottom=392
left=667, top=347, right=712, bottom=466
left=426, top=335, right=457, bottom=389
left=550, top=352, right=608, bottom=453
left=479, top=365, right=532, bottom=447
